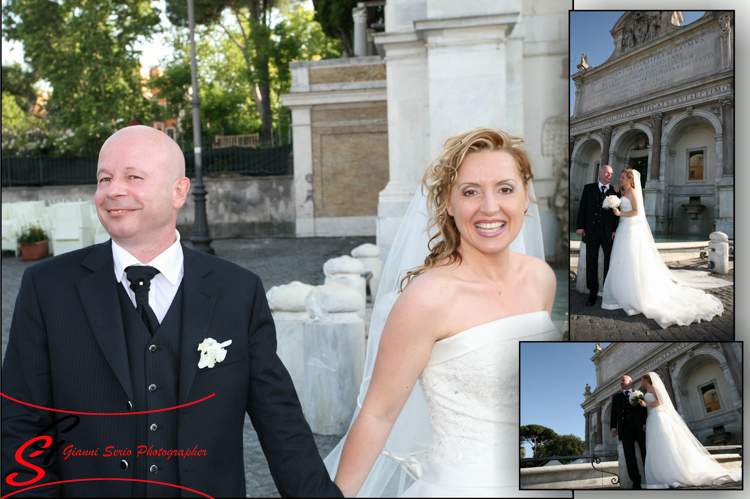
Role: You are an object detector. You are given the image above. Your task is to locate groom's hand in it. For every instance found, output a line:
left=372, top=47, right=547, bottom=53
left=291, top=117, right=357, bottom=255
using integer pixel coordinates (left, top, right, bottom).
left=612, top=232, right=616, bottom=241
left=577, top=229, right=585, bottom=237
left=611, top=428, right=617, bottom=437
left=643, top=424, right=646, bottom=432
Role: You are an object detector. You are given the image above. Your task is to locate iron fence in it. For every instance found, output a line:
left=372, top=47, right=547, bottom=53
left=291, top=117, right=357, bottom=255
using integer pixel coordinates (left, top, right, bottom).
left=1, top=142, right=293, bottom=187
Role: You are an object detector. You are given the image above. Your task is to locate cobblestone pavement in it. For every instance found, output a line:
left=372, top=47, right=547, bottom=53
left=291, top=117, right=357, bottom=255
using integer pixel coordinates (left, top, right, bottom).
left=569, top=258, right=734, bottom=341
left=2, top=236, right=371, bottom=497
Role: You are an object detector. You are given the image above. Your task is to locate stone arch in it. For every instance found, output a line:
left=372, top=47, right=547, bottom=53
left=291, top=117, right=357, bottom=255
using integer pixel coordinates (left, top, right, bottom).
left=662, top=110, right=722, bottom=236
left=670, top=347, right=730, bottom=437
left=609, top=123, right=654, bottom=183
left=570, top=135, right=604, bottom=218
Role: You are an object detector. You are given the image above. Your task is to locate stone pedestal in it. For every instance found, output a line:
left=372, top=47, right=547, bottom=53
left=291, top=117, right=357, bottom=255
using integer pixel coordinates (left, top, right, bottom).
left=708, top=231, right=729, bottom=274
left=324, top=255, right=367, bottom=318
left=303, top=282, right=366, bottom=435
left=351, top=243, right=384, bottom=302
left=716, top=179, right=734, bottom=239
left=267, top=281, right=314, bottom=408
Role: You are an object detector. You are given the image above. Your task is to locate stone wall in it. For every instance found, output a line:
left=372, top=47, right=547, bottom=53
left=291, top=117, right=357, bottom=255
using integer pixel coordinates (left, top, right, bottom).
left=2, top=175, right=295, bottom=238
left=282, top=56, right=389, bottom=237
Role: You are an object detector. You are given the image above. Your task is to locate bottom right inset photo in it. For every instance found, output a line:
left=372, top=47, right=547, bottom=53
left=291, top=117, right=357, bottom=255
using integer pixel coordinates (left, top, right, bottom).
left=520, top=342, right=742, bottom=490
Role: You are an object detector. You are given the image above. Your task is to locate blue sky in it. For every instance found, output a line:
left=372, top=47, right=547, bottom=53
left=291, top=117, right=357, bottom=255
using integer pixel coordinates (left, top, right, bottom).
left=520, top=342, right=609, bottom=456
left=569, top=11, right=706, bottom=116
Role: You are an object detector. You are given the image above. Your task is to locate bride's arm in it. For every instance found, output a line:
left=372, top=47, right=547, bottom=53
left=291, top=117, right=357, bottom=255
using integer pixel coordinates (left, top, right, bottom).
left=334, top=279, right=443, bottom=497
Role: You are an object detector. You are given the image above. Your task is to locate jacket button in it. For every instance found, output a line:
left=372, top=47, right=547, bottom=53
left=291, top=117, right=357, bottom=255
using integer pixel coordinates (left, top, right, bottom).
left=149, top=465, right=158, bottom=474
left=150, top=424, right=158, bottom=432
left=149, top=344, right=157, bottom=353
left=127, top=401, right=133, bottom=411
left=148, top=384, right=157, bottom=392
left=120, top=460, right=128, bottom=470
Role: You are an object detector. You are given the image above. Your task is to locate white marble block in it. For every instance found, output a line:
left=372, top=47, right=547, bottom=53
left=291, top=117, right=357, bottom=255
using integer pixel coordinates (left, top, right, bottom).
left=267, top=281, right=314, bottom=409
left=351, top=243, right=384, bottom=302
left=303, top=282, right=366, bottom=435
left=323, top=255, right=367, bottom=317
left=708, top=231, right=730, bottom=274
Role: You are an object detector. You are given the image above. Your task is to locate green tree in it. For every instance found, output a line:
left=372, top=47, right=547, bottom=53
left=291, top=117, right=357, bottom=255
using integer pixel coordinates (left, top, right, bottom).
left=520, top=446, right=526, bottom=459
left=311, top=0, right=357, bottom=56
left=1, top=62, right=39, bottom=114
left=520, top=424, right=558, bottom=458
left=156, top=4, right=340, bottom=145
left=539, top=434, right=585, bottom=464
left=166, top=0, right=279, bottom=143
left=2, top=0, right=162, bottom=130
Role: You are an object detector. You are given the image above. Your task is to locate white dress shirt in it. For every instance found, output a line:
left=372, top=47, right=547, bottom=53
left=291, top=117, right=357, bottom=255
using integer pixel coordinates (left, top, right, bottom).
left=112, top=230, right=184, bottom=323
left=598, top=181, right=610, bottom=192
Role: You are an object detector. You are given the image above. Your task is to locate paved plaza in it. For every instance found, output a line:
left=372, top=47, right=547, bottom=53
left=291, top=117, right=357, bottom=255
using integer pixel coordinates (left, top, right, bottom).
left=1, top=236, right=373, bottom=497
left=569, top=258, right=734, bottom=341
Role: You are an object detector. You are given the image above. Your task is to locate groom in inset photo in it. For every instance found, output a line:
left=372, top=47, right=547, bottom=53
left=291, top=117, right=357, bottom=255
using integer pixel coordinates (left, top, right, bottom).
left=575, top=164, right=620, bottom=306
left=610, top=374, right=647, bottom=489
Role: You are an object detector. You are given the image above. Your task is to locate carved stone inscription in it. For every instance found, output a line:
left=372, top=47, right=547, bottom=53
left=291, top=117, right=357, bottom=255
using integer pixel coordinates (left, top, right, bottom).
left=581, top=32, right=717, bottom=113
left=599, top=343, right=660, bottom=383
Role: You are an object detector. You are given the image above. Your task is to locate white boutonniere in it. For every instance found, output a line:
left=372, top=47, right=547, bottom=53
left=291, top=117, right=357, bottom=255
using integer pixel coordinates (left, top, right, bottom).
left=197, top=338, right=233, bottom=369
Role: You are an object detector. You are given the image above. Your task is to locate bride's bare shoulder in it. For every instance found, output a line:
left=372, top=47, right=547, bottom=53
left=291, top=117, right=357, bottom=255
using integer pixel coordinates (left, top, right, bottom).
left=515, top=252, right=556, bottom=287
left=392, top=262, right=460, bottom=317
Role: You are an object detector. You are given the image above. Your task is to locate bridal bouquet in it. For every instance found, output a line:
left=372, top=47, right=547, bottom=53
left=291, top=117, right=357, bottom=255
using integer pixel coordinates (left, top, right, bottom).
left=602, top=195, right=621, bottom=210
left=629, top=390, right=644, bottom=406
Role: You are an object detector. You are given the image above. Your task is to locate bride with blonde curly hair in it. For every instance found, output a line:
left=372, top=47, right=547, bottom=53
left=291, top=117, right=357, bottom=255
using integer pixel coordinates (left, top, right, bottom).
left=324, top=128, right=566, bottom=497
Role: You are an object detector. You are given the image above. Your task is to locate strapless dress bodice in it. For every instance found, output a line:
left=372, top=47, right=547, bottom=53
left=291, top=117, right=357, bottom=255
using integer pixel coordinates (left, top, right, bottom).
left=419, top=311, right=558, bottom=465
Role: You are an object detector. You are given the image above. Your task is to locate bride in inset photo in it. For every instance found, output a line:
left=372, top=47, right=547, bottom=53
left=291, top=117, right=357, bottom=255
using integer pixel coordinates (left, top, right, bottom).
left=602, top=168, right=727, bottom=328
left=638, top=372, right=742, bottom=488
left=324, top=128, right=567, bottom=497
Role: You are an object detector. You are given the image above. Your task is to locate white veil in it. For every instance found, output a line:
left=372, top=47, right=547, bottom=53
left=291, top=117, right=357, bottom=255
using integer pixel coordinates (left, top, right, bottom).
left=630, top=170, right=729, bottom=290
left=645, top=372, right=740, bottom=485
left=323, top=182, right=545, bottom=496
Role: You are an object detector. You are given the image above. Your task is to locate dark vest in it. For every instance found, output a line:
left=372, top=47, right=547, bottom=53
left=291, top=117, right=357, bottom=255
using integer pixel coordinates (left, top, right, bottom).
left=594, top=185, right=607, bottom=231
left=118, top=282, right=183, bottom=498
left=622, top=392, right=635, bottom=423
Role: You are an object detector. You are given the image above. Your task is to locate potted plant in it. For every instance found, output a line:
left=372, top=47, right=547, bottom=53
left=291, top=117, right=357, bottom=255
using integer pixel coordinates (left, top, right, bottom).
left=17, top=224, right=50, bottom=261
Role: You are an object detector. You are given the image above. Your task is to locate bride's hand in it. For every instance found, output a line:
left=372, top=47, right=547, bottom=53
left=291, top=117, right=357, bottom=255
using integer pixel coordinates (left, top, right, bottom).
left=612, top=207, right=620, bottom=216
left=638, top=399, right=646, bottom=407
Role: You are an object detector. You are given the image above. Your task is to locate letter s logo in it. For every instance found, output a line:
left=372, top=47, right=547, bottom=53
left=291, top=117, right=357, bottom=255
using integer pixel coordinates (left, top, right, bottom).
left=6, top=435, right=53, bottom=487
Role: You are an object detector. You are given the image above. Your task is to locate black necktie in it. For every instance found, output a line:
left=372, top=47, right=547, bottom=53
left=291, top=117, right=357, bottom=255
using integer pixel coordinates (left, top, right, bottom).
left=601, top=185, right=607, bottom=194
left=125, top=265, right=160, bottom=335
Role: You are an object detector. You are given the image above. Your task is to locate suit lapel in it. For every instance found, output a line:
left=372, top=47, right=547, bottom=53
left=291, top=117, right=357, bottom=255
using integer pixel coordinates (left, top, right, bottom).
left=178, top=246, right=220, bottom=404
left=76, top=241, right=133, bottom=401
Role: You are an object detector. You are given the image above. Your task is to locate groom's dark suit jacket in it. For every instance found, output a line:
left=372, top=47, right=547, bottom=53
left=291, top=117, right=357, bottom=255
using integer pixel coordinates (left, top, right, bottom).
left=610, top=391, right=648, bottom=440
left=576, top=183, right=620, bottom=244
left=2, top=241, right=342, bottom=498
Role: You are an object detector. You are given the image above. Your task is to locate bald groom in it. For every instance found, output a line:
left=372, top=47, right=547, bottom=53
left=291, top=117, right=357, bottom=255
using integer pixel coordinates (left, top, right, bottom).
left=2, top=126, right=342, bottom=498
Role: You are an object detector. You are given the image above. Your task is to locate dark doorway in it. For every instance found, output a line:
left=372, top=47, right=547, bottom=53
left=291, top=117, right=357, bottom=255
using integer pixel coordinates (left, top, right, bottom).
left=629, top=158, right=648, bottom=188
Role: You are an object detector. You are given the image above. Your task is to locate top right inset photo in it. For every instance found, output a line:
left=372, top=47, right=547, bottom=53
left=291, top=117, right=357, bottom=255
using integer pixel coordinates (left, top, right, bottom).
left=568, top=11, right=734, bottom=341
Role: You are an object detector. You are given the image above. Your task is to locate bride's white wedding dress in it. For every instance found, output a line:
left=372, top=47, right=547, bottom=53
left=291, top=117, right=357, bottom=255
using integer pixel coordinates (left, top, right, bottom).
left=642, top=387, right=741, bottom=488
left=402, top=312, right=561, bottom=497
left=324, top=182, right=569, bottom=497
left=601, top=177, right=725, bottom=328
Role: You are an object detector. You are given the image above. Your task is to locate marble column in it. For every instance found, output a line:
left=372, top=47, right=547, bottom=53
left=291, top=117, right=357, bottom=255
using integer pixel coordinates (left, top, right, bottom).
left=584, top=411, right=591, bottom=454
left=720, top=343, right=742, bottom=400
left=600, top=126, right=612, bottom=167
left=658, top=364, right=677, bottom=408
left=352, top=6, right=368, bottom=57
left=721, top=97, right=733, bottom=177
left=596, top=403, right=603, bottom=445
left=649, top=113, right=663, bottom=180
